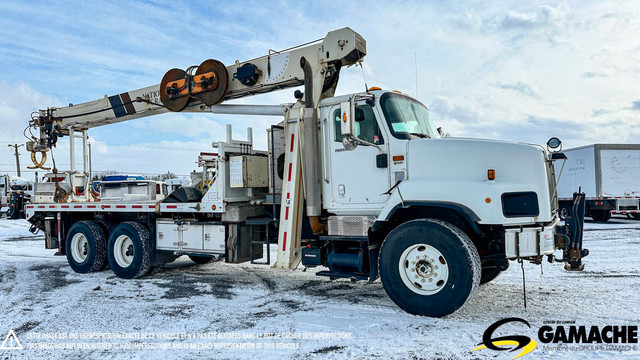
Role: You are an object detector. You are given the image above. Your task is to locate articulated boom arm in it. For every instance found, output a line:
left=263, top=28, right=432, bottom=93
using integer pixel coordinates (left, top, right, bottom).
left=27, top=27, right=366, bottom=158
left=25, top=28, right=366, bottom=271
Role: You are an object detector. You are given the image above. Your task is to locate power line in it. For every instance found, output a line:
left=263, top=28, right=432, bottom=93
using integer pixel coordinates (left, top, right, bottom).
left=0, top=169, right=190, bottom=177
left=95, top=143, right=202, bottom=151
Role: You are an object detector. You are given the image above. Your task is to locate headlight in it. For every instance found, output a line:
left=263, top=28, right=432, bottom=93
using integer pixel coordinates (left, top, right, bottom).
left=547, top=137, right=562, bottom=152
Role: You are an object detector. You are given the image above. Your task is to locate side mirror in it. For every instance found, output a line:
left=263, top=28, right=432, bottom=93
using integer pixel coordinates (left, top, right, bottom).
left=340, top=101, right=354, bottom=136
left=340, top=100, right=357, bottom=150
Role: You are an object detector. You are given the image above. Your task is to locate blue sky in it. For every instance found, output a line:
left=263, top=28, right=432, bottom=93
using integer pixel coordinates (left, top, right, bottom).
left=1, top=0, right=639, bottom=177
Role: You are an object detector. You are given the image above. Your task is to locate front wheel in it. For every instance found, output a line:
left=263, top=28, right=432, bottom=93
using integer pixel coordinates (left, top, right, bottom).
left=108, top=222, right=152, bottom=279
left=379, top=219, right=480, bottom=317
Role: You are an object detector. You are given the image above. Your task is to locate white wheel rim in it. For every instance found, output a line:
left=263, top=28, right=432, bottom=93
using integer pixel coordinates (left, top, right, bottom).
left=398, top=243, right=449, bottom=295
left=70, top=233, right=89, bottom=263
left=114, top=235, right=134, bottom=268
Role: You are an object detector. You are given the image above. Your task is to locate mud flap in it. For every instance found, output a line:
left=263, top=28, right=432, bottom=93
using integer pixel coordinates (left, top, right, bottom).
left=368, top=243, right=380, bottom=283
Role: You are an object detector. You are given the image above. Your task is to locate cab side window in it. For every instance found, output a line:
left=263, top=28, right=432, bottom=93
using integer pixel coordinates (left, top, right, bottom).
left=333, top=106, right=384, bottom=145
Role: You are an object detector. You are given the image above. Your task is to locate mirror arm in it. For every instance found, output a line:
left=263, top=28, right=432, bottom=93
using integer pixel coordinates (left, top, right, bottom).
left=348, top=135, right=383, bottom=154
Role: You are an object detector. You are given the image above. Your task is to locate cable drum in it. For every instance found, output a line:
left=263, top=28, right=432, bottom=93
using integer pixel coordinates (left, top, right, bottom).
left=159, top=59, right=229, bottom=112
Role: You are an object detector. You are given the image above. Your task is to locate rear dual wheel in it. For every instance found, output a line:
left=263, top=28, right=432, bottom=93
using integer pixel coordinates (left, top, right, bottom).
left=107, top=222, right=152, bottom=279
left=65, top=221, right=107, bottom=273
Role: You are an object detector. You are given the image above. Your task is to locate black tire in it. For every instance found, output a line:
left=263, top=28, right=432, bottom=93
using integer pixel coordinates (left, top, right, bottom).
left=95, top=220, right=115, bottom=270
left=148, top=264, right=164, bottom=275
left=189, top=255, right=214, bottom=264
left=107, top=222, right=152, bottom=279
left=632, top=214, right=640, bottom=220
left=8, top=205, right=17, bottom=219
left=590, top=209, right=611, bottom=222
left=480, top=267, right=502, bottom=285
left=379, top=219, right=481, bottom=317
left=480, top=260, right=509, bottom=285
left=65, top=220, right=107, bottom=273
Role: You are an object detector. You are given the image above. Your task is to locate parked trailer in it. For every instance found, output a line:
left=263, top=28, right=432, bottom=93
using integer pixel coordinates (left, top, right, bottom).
left=0, top=174, right=9, bottom=209
left=7, top=179, right=34, bottom=219
left=555, top=144, right=640, bottom=221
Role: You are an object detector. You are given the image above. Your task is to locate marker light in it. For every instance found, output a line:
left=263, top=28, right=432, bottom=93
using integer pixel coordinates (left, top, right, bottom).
left=487, top=169, right=496, bottom=181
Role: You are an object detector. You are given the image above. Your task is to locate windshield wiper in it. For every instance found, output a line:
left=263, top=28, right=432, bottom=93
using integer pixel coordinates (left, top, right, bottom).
left=409, top=132, right=430, bottom=138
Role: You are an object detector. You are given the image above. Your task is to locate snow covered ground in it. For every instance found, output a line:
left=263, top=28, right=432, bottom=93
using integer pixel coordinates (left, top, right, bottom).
left=0, top=216, right=639, bottom=359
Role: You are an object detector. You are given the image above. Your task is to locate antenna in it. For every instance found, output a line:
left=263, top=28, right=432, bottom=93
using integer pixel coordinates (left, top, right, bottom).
left=358, top=61, right=369, bottom=92
left=414, top=52, right=419, bottom=99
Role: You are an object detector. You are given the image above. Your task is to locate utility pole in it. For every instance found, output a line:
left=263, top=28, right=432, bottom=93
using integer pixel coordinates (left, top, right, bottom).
left=8, top=144, right=23, bottom=177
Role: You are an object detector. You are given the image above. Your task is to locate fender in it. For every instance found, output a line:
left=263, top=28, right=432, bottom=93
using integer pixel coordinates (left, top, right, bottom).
left=376, top=181, right=481, bottom=223
left=373, top=200, right=482, bottom=235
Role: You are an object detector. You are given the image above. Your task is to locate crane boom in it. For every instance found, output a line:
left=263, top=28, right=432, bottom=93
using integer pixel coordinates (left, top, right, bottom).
left=25, top=28, right=366, bottom=270
left=27, top=27, right=366, bottom=154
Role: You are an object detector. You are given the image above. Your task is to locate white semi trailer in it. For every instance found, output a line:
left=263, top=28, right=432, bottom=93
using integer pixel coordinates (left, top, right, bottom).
left=23, top=28, right=587, bottom=317
left=0, top=174, right=9, bottom=208
left=556, top=144, right=640, bottom=221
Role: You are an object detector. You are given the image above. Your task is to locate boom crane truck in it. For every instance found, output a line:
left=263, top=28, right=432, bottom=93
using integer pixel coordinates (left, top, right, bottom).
left=24, top=28, right=587, bottom=317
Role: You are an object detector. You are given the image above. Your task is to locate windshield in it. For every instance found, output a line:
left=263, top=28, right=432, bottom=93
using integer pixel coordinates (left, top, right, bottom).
left=380, top=92, right=440, bottom=139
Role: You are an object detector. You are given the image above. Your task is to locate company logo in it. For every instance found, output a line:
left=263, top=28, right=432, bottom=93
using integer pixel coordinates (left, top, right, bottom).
left=0, top=329, right=23, bottom=350
left=472, top=318, right=537, bottom=359
left=474, top=318, right=639, bottom=357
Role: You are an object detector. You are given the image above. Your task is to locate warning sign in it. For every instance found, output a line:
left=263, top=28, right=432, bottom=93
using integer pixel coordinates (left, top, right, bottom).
left=0, top=329, right=23, bottom=350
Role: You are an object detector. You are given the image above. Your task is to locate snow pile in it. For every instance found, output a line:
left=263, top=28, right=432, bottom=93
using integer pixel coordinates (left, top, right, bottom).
left=0, top=217, right=639, bottom=359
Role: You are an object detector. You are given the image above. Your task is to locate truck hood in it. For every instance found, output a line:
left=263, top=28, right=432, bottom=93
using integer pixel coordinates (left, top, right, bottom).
left=408, top=137, right=546, bottom=183
left=396, top=137, right=554, bottom=225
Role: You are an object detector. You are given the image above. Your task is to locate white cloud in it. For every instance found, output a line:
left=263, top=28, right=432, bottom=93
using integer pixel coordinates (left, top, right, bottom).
left=501, top=5, right=561, bottom=29
left=1, top=0, right=640, bottom=177
left=0, top=81, right=61, bottom=176
left=495, top=81, right=540, bottom=98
